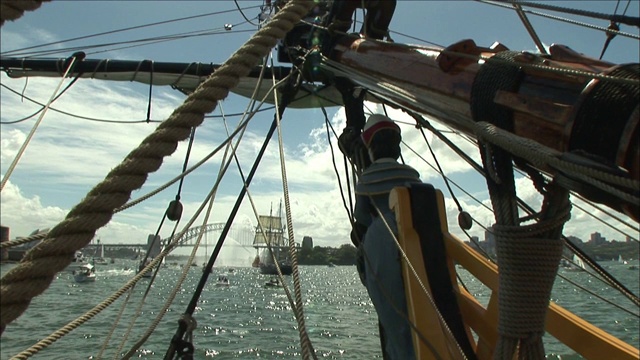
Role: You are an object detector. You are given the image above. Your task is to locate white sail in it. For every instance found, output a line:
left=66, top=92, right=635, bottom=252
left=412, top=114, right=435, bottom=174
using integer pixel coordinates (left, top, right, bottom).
left=572, top=254, right=586, bottom=270
left=253, top=215, right=284, bottom=246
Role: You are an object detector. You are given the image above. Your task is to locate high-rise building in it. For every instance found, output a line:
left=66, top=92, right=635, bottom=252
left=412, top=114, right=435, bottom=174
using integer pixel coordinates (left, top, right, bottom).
left=590, top=232, right=606, bottom=245
left=302, top=236, right=313, bottom=250
left=0, top=226, right=9, bottom=261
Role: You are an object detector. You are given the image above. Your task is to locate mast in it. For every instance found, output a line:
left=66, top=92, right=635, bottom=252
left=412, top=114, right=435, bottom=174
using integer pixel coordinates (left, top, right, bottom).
left=322, top=35, right=639, bottom=221
left=0, top=57, right=341, bottom=108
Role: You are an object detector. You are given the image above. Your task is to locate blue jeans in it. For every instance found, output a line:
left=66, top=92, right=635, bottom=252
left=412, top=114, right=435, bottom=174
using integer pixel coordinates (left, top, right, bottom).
left=363, top=212, right=415, bottom=360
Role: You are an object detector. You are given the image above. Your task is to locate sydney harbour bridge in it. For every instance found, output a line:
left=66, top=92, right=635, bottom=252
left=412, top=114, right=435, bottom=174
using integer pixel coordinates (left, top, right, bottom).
left=84, top=223, right=255, bottom=252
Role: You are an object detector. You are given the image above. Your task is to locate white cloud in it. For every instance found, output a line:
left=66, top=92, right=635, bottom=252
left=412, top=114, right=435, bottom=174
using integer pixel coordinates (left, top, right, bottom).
left=0, top=180, right=66, bottom=236
left=2, top=70, right=636, bottom=254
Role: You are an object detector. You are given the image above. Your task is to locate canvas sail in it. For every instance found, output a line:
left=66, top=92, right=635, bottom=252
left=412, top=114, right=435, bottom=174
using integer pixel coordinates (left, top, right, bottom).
left=253, top=215, right=284, bottom=246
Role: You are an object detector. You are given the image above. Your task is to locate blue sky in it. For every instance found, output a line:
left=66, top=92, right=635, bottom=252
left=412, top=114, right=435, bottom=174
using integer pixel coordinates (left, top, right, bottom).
left=1, top=1, right=639, bottom=256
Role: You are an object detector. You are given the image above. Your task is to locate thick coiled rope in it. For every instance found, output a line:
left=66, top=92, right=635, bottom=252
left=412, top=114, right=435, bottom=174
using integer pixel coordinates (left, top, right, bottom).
left=0, top=0, right=48, bottom=27
left=0, top=0, right=314, bottom=334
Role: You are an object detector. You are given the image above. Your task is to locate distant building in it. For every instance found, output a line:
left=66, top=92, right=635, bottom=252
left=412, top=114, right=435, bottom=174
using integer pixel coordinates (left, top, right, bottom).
left=484, top=229, right=496, bottom=255
left=589, top=232, right=606, bottom=245
left=1, top=226, right=9, bottom=261
left=302, top=236, right=313, bottom=250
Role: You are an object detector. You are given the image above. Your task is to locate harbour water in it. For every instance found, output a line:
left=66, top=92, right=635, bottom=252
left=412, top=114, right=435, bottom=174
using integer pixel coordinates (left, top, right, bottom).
left=1, top=261, right=638, bottom=359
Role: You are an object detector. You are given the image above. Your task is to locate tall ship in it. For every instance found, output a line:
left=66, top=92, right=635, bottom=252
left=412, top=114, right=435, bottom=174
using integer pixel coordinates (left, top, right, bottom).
left=138, top=234, right=162, bottom=278
left=252, top=204, right=293, bottom=276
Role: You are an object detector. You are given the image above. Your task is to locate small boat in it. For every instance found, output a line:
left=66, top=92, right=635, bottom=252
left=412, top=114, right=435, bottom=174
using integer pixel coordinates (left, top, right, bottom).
left=563, top=254, right=587, bottom=272
left=618, top=255, right=629, bottom=265
left=72, top=263, right=96, bottom=283
left=93, top=258, right=109, bottom=265
left=71, top=250, right=85, bottom=263
left=264, top=277, right=282, bottom=288
left=93, top=244, right=109, bottom=265
left=215, top=275, right=230, bottom=287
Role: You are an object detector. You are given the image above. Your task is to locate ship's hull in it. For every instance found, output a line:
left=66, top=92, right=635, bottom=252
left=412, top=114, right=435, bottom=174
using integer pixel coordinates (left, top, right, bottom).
left=259, top=262, right=293, bottom=276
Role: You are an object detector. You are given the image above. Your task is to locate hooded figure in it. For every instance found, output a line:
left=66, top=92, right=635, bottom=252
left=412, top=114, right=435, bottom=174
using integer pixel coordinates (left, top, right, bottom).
left=353, top=114, right=420, bottom=360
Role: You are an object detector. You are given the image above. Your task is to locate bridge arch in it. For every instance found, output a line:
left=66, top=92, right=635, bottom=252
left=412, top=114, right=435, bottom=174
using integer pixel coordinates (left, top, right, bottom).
left=163, top=223, right=254, bottom=248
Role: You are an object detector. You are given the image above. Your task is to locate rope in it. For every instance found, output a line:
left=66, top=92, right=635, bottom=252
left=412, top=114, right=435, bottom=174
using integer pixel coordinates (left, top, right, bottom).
left=371, top=200, right=467, bottom=360
left=0, top=0, right=314, bottom=334
left=0, top=233, right=47, bottom=249
left=478, top=0, right=639, bottom=40
left=122, top=121, right=246, bottom=359
left=495, top=0, right=640, bottom=27
left=0, top=0, right=48, bottom=27
left=1, top=83, right=278, bottom=247
left=472, top=122, right=639, bottom=203
left=511, top=2, right=547, bottom=55
left=492, top=182, right=571, bottom=360
left=1, top=53, right=83, bottom=191
left=117, top=77, right=285, bottom=213
left=272, top=67, right=315, bottom=360
left=10, top=263, right=153, bottom=359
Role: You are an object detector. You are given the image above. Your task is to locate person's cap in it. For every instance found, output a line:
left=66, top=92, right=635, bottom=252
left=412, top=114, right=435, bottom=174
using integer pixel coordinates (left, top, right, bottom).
left=361, top=114, right=400, bottom=147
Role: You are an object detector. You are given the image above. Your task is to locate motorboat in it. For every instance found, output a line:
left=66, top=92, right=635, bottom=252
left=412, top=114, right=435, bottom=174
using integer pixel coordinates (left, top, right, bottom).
left=215, top=275, right=230, bottom=287
left=264, top=277, right=282, bottom=288
left=72, top=263, right=96, bottom=283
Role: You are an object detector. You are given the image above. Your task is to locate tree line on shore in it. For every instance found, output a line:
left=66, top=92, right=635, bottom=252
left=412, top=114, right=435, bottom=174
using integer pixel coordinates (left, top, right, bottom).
left=98, top=244, right=360, bottom=266
left=92, top=238, right=639, bottom=266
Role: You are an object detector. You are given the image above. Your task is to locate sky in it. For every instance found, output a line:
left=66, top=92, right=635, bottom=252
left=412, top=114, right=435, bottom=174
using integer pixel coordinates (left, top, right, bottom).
left=1, top=1, right=639, bottom=259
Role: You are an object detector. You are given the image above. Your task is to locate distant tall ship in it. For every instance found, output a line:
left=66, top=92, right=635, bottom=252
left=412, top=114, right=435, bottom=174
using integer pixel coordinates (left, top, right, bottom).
left=138, top=234, right=162, bottom=278
left=252, top=203, right=293, bottom=276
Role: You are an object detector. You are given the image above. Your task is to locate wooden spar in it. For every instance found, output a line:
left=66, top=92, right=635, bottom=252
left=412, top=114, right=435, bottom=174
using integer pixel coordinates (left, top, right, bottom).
left=326, top=35, right=639, bottom=221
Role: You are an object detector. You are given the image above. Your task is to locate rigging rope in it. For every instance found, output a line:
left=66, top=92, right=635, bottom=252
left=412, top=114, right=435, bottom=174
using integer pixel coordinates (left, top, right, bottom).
left=511, top=2, right=548, bottom=55
left=0, top=79, right=284, bottom=252
left=5, top=25, right=256, bottom=58
left=402, top=119, right=640, bottom=310
left=124, top=113, right=252, bottom=359
left=0, top=76, right=81, bottom=124
left=0, top=0, right=315, bottom=335
left=270, top=59, right=316, bottom=360
left=495, top=0, right=640, bottom=27
left=0, top=52, right=83, bottom=191
left=368, top=194, right=467, bottom=360
left=478, top=0, right=640, bottom=41
left=113, top=128, right=197, bottom=358
left=1, top=7, right=258, bottom=56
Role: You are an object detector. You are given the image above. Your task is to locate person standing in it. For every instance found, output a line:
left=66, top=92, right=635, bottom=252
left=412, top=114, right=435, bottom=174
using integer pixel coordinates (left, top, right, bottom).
left=352, top=114, right=420, bottom=360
